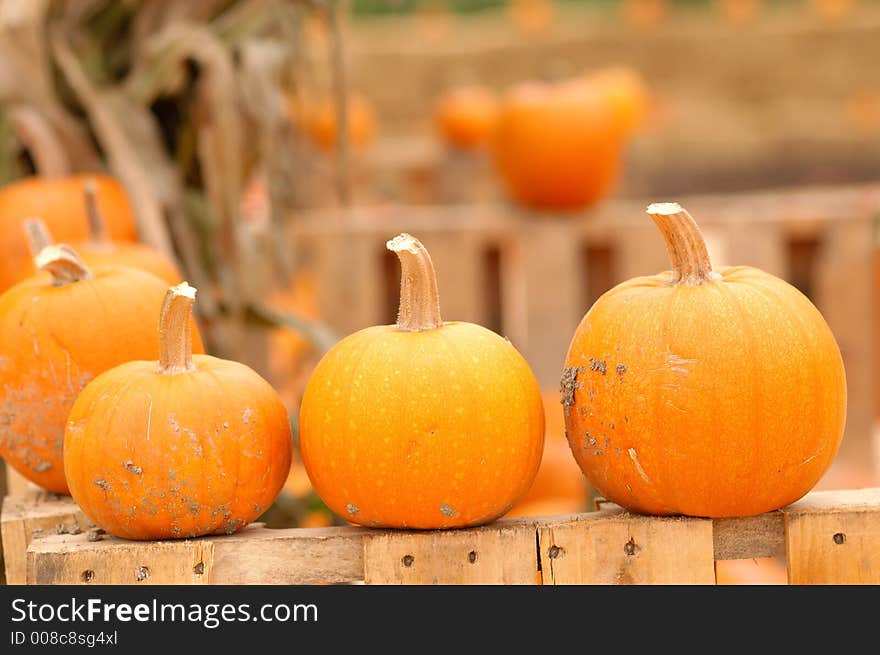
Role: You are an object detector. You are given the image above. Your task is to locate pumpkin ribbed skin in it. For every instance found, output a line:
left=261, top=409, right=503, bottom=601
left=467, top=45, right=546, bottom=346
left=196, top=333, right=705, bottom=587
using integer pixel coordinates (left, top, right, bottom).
left=0, top=263, right=203, bottom=494
left=64, top=354, right=292, bottom=540
left=0, top=175, right=138, bottom=291
left=300, top=322, right=545, bottom=529
left=563, top=264, right=846, bottom=518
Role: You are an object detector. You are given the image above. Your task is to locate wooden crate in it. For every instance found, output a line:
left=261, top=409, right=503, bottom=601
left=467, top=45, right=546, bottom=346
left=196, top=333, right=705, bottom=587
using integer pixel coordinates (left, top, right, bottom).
left=0, top=490, right=94, bottom=585
left=289, top=183, right=880, bottom=469
left=5, top=487, right=879, bottom=585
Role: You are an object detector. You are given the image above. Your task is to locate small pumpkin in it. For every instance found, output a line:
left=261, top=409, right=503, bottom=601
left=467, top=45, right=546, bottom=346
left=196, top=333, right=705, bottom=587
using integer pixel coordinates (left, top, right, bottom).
left=303, top=93, right=377, bottom=151
left=0, top=174, right=138, bottom=292
left=64, top=282, right=292, bottom=540
left=562, top=203, right=846, bottom=518
left=434, top=85, right=500, bottom=151
left=299, top=233, right=545, bottom=529
left=0, top=246, right=204, bottom=494
left=74, top=180, right=182, bottom=285
left=492, top=78, right=623, bottom=210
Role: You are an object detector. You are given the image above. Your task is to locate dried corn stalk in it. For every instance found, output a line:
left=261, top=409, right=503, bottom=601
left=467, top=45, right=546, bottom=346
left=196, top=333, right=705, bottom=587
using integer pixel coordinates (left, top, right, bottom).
left=0, top=0, right=344, bottom=369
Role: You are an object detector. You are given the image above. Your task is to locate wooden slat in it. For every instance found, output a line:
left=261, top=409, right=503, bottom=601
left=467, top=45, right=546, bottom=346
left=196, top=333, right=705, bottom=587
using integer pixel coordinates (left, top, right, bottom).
left=419, top=231, right=487, bottom=327
left=26, top=524, right=369, bottom=585
left=514, top=219, right=584, bottom=387
left=537, top=511, right=716, bottom=584
left=784, top=488, right=880, bottom=584
left=2, top=491, right=92, bottom=585
left=21, top=487, right=880, bottom=585
left=814, top=213, right=875, bottom=467
left=712, top=512, right=786, bottom=560
left=362, top=522, right=540, bottom=584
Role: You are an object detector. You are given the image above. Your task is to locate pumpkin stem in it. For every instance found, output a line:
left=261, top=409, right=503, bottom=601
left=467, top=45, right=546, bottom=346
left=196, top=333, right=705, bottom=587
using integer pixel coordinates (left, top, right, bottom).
left=34, top=244, right=93, bottom=286
left=83, top=178, right=110, bottom=246
left=158, top=282, right=198, bottom=375
left=386, top=233, right=443, bottom=331
left=23, top=217, right=53, bottom=258
left=646, top=202, right=718, bottom=285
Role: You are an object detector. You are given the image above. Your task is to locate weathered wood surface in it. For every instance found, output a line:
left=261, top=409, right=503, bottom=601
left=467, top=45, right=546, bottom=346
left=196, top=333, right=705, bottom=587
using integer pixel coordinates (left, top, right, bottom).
left=20, top=487, right=880, bottom=585
left=1, top=491, right=92, bottom=585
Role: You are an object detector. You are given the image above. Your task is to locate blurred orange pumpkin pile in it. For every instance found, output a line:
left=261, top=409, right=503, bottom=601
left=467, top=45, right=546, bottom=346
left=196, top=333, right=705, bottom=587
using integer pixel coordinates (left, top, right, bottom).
left=434, top=65, right=651, bottom=211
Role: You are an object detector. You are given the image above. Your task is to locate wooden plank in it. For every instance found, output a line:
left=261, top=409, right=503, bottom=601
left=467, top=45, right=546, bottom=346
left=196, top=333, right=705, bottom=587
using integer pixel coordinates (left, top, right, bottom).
left=515, top=219, right=584, bottom=387
left=713, top=513, right=786, bottom=560
left=362, top=522, right=540, bottom=585
left=418, top=231, right=487, bottom=327
left=306, top=225, right=385, bottom=336
left=537, top=511, right=716, bottom=584
left=784, top=488, right=880, bottom=584
left=814, top=213, right=875, bottom=469
left=594, top=497, right=786, bottom=560
left=2, top=491, right=92, bottom=585
left=27, top=524, right=369, bottom=585
left=22, top=487, right=880, bottom=585
left=209, top=526, right=368, bottom=585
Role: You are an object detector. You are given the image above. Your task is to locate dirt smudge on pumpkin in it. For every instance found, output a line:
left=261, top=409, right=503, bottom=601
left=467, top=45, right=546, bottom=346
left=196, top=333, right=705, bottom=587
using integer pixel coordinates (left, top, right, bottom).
left=242, top=407, right=255, bottom=424
left=224, top=518, right=245, bottom=534
left=93, top=478, right=110, bottom=491
left=616, top=363, right=627, bottom=376
left=589, top=358, right=607, bottom=375
left=346, top=503, right=360, bottom=516
left=560, top=366, right=583, bottom=412
left=123, top=461, right=143, bottom=475
left=168, top=414, right=181, bottom=432
left=440, top=504, right=458, bottom=517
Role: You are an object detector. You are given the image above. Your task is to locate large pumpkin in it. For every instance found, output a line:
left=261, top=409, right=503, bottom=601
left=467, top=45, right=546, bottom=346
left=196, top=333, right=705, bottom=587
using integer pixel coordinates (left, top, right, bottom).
left=562, top=202, right=846, bottom=517
left=491, top=78, right=623, bottom=210
left=0, top=174, right=139, bottom=292
left=64, top=282, right=292, bottom=540
left=0, top=245, right=203, bottom=494
left=299, top=233, right=544, bottom=529
left=434, top=85, right=500, bottom=151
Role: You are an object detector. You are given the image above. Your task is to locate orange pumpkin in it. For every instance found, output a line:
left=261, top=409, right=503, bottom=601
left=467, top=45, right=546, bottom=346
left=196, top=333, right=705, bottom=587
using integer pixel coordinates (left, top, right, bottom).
left=299, top=233, right=545, bottom=529
left=73, top=180, right=182, bottom=285
left=303, top=94, right=377, bottom=151
left=434, top=85, right=500, bottom=151
left=562, top=203, right=846, bottom=517
left=64, top=282, right=292, bottom=540
left=507, top=390, right=590, bottom=517
left=0, top=246, right=204, bottom=494
left=587, top=66, right=650, bottom=139
left=492, top=78, right=623, bottom=210
left=0, top=174, right=139, bottom=292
